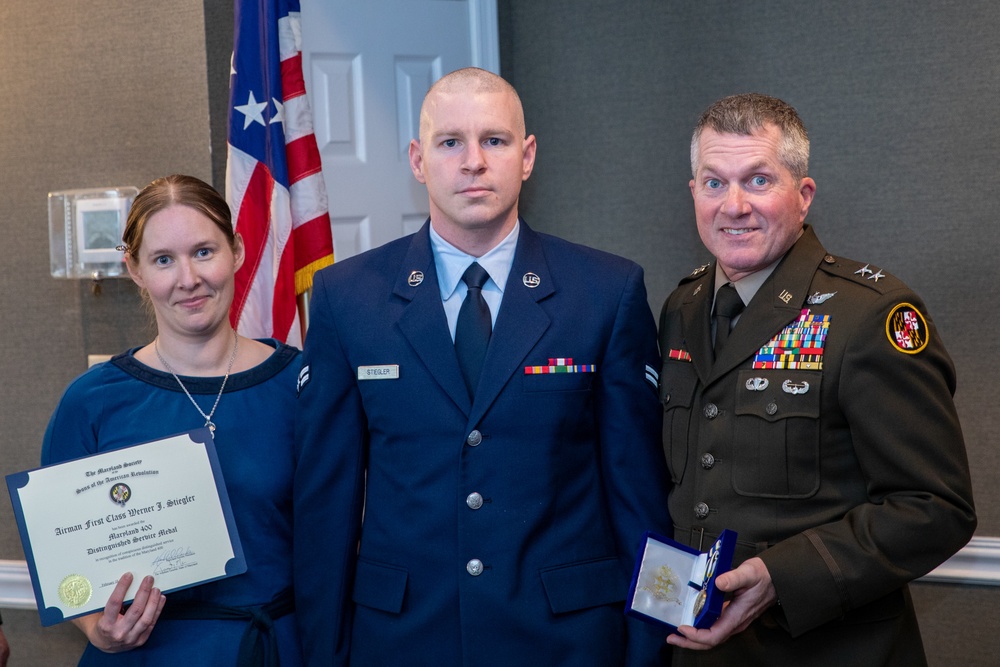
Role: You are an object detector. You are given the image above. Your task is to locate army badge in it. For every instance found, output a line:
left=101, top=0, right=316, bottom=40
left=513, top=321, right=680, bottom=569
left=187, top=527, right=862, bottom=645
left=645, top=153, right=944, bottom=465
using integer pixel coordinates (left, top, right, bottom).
left=886, top=303, right=929, bottom=354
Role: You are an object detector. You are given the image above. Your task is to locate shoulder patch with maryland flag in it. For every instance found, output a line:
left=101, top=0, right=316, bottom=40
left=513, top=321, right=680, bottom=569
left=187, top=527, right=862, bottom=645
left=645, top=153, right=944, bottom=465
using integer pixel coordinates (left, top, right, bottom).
left=886, top=303, right=929, bottom=354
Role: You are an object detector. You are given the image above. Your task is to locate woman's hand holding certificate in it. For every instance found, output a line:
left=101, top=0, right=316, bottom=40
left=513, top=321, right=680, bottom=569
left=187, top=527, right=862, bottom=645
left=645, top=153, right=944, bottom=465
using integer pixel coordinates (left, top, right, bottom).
left=73, top=572, right=165, bottom=652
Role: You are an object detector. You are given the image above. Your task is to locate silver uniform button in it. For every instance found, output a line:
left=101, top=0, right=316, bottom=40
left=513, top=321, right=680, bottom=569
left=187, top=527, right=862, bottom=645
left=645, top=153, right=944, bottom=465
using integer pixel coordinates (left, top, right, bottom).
left=766, top=402, right=778, bottom=416
left=466, top=559, right=484, bottom=576
left=704, top=403, right=719, bottom=419
left=700, top=453, right=716, bottom=469
left=466, top=492, right=484, bottom=510
left=694, top=502, right=710, bottom=520
left=466, top=430, right=482, bottom=446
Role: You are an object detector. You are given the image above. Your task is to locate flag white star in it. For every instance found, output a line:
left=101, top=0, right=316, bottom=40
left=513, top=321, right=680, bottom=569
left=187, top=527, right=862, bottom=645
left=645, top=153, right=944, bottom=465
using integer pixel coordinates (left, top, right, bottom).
left=270, top=98, right=284, bottom=126
left=235, top=91, right=268, bottom=130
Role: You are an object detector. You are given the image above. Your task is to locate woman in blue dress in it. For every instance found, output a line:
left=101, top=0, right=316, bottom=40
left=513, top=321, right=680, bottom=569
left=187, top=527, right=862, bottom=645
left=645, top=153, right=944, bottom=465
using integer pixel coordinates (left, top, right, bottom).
left=42, top=175, right=304, bottom=666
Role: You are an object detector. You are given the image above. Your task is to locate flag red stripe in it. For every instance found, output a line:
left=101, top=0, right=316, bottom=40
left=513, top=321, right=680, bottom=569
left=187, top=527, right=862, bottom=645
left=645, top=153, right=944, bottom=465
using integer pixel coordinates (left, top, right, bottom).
left=271, top=238, right=298, bottom=341
left=293, top=214, right=334, bottom=266
left=280, top=53, right=306, bottom=99
left=230, top=163, right=274, bottom=327
left=286, top=135, right=323, bottom=184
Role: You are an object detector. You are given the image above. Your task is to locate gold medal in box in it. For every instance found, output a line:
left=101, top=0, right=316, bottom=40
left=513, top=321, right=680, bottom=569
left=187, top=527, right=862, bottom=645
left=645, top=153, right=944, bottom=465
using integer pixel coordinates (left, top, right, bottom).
left=626, top=529, right=737, bottom=632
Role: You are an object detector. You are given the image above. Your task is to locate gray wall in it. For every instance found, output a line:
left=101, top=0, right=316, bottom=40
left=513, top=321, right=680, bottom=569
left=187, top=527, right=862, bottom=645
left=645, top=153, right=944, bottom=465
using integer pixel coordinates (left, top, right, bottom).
left=0, top=1, right=214, bottom=662
left=499, top=1, right=999, bottom=664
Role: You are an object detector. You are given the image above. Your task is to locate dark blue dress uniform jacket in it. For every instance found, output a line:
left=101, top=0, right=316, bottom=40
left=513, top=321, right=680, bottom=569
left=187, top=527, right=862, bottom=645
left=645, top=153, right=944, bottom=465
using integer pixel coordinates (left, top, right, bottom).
left=659, top=225, right=976, bottom=666
left=294, top=220, right=671, bottom=666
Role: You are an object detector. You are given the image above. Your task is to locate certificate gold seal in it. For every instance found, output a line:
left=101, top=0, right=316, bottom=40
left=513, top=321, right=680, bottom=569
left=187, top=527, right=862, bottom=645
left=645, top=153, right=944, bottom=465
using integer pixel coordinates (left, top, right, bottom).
left=58, top=574, right=93, bottom=608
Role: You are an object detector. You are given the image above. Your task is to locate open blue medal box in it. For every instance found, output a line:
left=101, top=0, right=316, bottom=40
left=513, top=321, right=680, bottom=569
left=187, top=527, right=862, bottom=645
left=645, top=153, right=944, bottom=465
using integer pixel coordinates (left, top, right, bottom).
left=626, top=529, right=737, bottom=632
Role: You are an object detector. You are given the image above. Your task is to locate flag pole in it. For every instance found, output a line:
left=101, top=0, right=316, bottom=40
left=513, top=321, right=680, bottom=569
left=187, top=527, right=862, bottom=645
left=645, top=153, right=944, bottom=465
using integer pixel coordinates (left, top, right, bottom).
left=297, top=290, right=310, bottom=343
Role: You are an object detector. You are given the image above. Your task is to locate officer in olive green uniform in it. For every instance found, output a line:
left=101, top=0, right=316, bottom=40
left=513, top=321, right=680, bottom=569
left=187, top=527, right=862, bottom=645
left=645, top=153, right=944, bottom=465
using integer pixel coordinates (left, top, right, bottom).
left=659, top=93, right=975, bottom=666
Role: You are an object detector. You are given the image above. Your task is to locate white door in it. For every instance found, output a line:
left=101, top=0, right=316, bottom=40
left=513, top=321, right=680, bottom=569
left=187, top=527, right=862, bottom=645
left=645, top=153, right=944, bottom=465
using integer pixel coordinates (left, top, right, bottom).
left=300, top=0, right=499, bottom=261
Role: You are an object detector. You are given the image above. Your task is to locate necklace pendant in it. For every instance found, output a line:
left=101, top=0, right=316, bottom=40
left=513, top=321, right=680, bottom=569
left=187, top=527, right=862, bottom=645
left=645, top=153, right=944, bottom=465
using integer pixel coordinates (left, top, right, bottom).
left=154, top=332, right=237, bottom=442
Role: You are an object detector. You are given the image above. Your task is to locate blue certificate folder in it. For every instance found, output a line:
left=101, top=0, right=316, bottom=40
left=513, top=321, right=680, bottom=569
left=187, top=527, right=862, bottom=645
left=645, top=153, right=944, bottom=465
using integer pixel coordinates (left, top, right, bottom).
left=6, top=428, right=246, bottom=626
left=626, top=529, right=737, bottom=632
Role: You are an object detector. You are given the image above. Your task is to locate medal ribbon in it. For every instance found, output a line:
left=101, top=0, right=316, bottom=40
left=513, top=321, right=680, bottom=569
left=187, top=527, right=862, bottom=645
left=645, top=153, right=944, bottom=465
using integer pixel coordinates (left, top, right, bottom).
left=753, top=309, right=830, bottom=370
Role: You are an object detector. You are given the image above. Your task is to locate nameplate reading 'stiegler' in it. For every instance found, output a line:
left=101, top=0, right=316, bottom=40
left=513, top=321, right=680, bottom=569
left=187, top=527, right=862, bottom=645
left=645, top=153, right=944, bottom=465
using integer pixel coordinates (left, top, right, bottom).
left=358, top=365, right=400, bottom=380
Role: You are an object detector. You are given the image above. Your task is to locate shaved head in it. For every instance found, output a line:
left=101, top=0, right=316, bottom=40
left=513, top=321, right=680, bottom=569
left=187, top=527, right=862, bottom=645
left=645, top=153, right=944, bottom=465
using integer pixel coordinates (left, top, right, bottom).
left=420, top=68, right=526, bottom=139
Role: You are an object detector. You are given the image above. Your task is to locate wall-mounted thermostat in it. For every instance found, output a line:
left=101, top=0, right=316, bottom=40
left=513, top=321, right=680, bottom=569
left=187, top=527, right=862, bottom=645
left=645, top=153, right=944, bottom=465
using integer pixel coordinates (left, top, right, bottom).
left=48, top=187, right=138, bottom=280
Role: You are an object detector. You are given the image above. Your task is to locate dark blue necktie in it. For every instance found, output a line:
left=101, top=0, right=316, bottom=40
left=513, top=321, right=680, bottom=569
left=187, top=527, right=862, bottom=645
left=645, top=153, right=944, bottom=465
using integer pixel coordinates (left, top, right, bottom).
left=455, top=262, right=492, bottom=398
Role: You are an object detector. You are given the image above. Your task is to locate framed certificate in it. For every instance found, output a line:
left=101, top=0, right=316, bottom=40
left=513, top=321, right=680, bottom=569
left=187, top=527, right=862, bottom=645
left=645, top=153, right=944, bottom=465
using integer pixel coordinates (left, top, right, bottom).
left=5, top=429, right=246, bottom=626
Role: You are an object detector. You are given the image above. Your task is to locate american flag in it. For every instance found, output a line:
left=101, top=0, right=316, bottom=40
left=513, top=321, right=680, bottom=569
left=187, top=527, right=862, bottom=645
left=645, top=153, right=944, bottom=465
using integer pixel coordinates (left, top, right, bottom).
left=227, top=0, right=334, bottom=347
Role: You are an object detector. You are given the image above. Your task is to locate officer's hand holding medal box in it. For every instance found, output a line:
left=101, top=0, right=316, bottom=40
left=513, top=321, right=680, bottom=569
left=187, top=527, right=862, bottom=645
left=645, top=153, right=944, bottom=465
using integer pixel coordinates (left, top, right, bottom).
left=626, top=529, right=737, bottom=631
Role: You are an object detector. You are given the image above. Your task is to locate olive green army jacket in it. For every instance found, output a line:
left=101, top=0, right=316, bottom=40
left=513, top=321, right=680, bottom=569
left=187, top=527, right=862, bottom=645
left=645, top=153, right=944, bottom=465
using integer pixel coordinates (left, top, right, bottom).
left=658, top=225, right=975, bottom=666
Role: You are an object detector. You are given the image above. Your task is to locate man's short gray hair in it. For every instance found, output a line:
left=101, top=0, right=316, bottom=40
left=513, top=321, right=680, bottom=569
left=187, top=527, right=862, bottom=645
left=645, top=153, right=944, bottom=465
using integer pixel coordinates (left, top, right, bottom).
left=691, top=93, right=810, bottom=180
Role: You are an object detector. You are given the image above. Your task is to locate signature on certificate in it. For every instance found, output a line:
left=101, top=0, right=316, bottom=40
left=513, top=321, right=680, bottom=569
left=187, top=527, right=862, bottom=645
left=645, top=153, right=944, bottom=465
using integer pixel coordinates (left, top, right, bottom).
left=152, top=547, right=197, bottom=575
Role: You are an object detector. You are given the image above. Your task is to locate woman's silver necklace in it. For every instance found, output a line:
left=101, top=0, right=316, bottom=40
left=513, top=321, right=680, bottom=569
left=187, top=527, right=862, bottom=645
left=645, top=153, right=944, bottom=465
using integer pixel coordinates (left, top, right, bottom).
left=154, top=331, right=239, bottom=434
